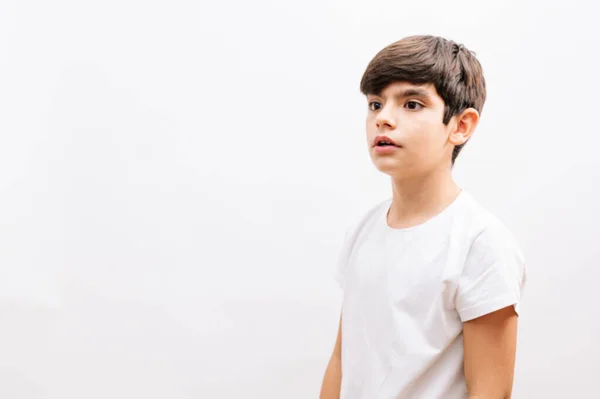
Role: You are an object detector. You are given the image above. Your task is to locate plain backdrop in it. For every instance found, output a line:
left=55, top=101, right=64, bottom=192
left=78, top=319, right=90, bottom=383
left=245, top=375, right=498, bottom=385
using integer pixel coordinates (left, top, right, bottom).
left=1, top=0, right=599, bottom=397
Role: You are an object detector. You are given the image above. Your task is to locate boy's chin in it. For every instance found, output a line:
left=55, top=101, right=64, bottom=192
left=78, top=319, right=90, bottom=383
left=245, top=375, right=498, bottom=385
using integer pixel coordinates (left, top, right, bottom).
left=372, top=158, right=426, bottom=180
left=373, top=160, right=409, bottom=177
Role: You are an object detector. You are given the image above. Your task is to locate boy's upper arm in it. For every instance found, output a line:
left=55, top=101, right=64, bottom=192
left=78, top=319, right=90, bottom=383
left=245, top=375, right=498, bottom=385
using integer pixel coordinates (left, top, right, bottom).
left=463, top=305, right=518, bottom=398
left=333, top=313, right=342, bottom=359
left=457, top=222, right=525, bottom=397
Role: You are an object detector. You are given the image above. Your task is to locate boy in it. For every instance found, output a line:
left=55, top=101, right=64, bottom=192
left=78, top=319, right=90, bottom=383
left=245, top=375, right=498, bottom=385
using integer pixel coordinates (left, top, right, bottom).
left=319, top=35, right=526, bottom=399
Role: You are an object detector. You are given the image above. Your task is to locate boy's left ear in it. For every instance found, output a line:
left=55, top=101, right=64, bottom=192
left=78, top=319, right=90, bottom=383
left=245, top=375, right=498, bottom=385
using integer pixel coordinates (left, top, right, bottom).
left=448, top=108, right=479, bottom=146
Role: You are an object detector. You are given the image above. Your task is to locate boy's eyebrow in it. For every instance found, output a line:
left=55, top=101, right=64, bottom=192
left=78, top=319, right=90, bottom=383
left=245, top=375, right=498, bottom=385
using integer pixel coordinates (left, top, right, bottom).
left=393, top=88, right=432, bottom=101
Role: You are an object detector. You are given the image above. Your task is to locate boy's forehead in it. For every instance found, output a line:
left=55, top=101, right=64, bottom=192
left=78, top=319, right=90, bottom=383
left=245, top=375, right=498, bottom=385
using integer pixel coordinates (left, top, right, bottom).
left=375, top=81, right=437, bottom=97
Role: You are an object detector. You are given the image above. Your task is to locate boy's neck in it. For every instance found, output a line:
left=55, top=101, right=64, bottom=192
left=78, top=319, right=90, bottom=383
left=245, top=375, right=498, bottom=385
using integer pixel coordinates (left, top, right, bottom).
left=387, top=166, right=460, bottom=229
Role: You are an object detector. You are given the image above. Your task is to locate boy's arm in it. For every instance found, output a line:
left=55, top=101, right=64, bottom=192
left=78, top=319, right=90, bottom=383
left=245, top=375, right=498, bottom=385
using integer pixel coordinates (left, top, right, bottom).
left=463, top=305, right=519, bottom=399
left=320, top=313, right=342, bottom=399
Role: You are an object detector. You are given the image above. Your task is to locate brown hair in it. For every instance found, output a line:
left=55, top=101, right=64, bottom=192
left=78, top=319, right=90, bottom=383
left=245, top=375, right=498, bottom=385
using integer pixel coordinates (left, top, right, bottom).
left=360, top=35, right=487, bottom=164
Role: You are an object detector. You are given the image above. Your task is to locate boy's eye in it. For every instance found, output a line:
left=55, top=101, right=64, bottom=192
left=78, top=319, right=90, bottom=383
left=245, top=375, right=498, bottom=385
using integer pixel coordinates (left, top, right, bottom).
left=405, top=101, right=423, bottom=110
left=368, top=101, right=382, bottom=111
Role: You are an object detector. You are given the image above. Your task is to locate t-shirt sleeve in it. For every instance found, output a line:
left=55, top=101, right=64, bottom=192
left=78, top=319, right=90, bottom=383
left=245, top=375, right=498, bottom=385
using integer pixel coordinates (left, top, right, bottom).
left=333, top=199, right=390, bottom=291
left=456, top=223, right=527, bottom=322
left=334, top=225, right=354, bottom=291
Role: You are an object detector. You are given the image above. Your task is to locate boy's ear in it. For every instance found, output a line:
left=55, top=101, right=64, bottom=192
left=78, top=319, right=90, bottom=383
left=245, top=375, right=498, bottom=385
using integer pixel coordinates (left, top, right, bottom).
left=448, top=108, right=479, bottom=146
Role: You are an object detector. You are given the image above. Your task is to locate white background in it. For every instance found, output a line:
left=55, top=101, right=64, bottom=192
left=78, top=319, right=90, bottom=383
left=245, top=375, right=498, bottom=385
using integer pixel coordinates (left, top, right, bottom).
left=1, top=0, right=598, bottom=397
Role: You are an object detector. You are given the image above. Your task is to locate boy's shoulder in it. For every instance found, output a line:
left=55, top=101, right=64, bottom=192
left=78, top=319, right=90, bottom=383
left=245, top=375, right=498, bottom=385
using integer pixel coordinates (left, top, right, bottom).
left=342, top=197, right=390, bottom=236
left=335, top=192, right=526, bottom=290
left=336, top=198, right=389, bottom=257
left=459, top=191, right=522, bottom=248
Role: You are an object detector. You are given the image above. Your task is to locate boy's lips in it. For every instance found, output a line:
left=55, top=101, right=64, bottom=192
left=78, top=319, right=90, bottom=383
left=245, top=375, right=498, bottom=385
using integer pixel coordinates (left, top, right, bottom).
left=374, top=145, right=400, bottom=154
left=373, top=135, right=400, bottom=147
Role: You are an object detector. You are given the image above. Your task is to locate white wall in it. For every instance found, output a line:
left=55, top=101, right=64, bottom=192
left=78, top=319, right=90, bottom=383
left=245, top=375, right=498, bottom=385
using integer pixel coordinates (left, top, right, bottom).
left=1, top=0, right=598, bottom=397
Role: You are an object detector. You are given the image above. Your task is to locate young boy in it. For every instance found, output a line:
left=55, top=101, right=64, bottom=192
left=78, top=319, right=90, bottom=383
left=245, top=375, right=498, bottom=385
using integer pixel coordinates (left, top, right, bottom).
left=320, top=35, right=526, bottom=399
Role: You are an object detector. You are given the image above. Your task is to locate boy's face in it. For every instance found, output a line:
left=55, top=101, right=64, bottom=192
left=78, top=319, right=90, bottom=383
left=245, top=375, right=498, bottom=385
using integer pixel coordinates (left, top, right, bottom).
left=365, top=81, right=466, bottom=179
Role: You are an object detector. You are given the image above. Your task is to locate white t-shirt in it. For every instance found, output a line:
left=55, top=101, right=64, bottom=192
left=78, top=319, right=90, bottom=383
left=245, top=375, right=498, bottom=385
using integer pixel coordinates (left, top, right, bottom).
left=335, top=190, right=526, bottom=399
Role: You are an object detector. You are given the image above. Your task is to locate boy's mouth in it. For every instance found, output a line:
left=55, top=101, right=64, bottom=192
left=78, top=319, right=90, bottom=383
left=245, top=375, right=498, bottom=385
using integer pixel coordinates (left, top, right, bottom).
left=374, top=135, right=400, bottom=147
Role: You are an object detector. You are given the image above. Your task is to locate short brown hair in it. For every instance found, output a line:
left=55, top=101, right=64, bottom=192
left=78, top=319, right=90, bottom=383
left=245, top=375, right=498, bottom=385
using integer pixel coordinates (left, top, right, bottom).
left=360, top=35, right=486, bottom=164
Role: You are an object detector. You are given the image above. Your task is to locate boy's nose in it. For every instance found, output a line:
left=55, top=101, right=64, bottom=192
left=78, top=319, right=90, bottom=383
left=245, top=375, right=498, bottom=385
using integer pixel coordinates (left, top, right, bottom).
left=375, top=103, right=397, bottom=129
left=376, top=114, right=396, bottom=130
